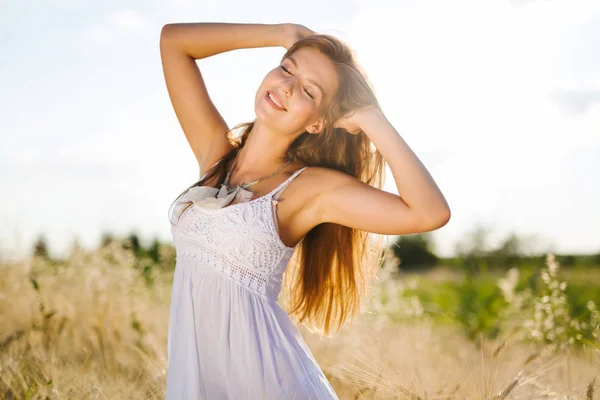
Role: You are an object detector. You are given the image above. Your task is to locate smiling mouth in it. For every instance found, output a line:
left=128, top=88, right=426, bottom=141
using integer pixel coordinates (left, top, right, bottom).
left=266, top=91, right=287, bottom=111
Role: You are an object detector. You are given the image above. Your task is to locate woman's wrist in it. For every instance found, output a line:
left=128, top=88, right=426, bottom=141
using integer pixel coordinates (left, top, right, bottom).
left=279, top=23, right=295, bottom=48
left=273, top=23, right=292, bottom=48
left=357, top=107, right=386, bottom=132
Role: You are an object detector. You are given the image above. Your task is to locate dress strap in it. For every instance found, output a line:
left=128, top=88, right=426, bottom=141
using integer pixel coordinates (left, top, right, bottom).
left=271, top=166, right=309, bottom=201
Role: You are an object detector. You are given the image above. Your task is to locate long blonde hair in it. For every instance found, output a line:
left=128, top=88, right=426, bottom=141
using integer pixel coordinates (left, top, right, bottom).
left=169, top=34, right=389, bottom=337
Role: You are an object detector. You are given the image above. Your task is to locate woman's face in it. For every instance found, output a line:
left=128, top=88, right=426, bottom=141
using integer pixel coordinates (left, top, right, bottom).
left=255, top=46, right=338, bottom=135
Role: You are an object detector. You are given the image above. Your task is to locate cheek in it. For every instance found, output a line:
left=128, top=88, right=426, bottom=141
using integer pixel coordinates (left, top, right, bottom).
left=270, top=100, right=313, bottom=129
left=264, top=70, right=282, bottom=86
left=290, top=96, right=316, bottom=117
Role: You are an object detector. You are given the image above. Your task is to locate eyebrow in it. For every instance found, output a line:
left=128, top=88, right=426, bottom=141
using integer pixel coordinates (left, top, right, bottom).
left=286, top=56, right=326, bottom=99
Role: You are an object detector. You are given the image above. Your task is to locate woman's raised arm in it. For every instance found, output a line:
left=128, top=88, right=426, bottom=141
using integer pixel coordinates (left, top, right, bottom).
left=160, top=22, right=286, bottom=60
left=159, top=23, right=287, bottom=173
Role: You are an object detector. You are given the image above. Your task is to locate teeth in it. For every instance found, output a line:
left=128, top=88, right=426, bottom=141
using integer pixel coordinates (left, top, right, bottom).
left=268, top=92, right=284, bottom=109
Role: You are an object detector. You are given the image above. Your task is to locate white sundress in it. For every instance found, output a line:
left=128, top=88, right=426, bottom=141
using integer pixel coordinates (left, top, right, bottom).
left=166, top=162, right=339, bottom=399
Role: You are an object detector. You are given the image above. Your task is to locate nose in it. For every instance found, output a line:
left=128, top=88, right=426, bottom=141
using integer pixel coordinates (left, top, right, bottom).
left=279, top=75, right=298, bottom=97
left=280, top=80, right=291, bottom=97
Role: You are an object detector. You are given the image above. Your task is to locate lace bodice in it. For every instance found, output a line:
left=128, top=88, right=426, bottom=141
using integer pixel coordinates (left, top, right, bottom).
left=170, top=166, right=309, bottom=300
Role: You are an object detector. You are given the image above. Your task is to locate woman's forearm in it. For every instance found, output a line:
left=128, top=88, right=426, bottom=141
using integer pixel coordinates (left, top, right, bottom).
left=360, top=109, right=451, bottom=226
left=160, top=22, right=286, bottom=60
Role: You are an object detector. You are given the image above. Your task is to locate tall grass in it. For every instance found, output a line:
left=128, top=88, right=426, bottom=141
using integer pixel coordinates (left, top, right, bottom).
left=0, top=243, right=598, bottom=399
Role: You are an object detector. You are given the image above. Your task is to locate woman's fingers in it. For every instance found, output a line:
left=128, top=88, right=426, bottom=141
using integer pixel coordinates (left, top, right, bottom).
left=283, top=23, right=316, bottom=49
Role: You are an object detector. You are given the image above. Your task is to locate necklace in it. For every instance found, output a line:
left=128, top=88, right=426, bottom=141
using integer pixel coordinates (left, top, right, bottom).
left=223, top=150, right=291, bottom=193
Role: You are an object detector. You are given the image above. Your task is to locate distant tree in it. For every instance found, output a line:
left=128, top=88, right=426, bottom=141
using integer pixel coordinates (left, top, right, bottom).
left=148, top=237, right=160, bottom=264
left=488, top=232, right=525, bottom=267
left=32, top=234, right=50, bottom=259
left=125, top=231, right=143, bottom=258
left=496, top=233, right=523, bottom=255
left=100, top=231, right=115, bottom=248
left=593, top=251, right=600, bottom=267
left=390, top=233, right=439, bottom=271
left=560, top=254, right=576, bottom=267
left=453, top=225, right=493, bottom=273
left=455, top=225, right=492, bottom=257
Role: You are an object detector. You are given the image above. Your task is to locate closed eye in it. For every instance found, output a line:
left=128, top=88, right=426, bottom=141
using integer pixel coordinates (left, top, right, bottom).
left=280, top=65, right=314, bottom=99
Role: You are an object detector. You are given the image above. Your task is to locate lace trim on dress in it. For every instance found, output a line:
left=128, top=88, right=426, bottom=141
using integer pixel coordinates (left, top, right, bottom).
left=170, top=166, right=309, bottom=299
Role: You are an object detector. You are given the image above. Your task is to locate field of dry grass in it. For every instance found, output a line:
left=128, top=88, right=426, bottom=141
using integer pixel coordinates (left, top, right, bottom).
left=1, top=242, right=598, bottom=399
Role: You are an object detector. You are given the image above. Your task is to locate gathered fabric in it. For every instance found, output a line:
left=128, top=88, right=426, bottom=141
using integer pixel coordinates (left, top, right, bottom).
left=185, top=181, right=254, bottom=210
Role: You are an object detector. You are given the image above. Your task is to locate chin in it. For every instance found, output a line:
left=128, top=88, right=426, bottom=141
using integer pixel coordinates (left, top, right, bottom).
left=255, top=100, right=283, bottom=125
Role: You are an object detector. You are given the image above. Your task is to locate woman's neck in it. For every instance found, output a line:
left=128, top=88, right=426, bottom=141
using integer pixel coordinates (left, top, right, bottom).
left=231, top=132, right=289, bottom=175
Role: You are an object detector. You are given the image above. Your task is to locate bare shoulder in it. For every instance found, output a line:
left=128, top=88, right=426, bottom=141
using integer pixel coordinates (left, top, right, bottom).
left=289, top=165, right=338, bottom=204
left=300, top=165, right=356, bottom=204
left=296, top=165, right=344, bottom=191
left=286, top=165, right=347, bottom=231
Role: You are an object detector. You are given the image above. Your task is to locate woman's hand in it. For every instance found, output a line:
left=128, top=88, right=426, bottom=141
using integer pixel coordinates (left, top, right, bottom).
left=333, top=105, right=382, bottom=135
left=282, top=23, right=316, bottom=49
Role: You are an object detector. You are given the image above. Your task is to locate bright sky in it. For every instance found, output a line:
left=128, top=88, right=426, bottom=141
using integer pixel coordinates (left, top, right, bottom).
left=1, top=0, right=598, bottom=261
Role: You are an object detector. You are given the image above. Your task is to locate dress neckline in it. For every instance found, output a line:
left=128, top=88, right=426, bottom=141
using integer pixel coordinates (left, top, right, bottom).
left=192, top=166, right=309, bottom=215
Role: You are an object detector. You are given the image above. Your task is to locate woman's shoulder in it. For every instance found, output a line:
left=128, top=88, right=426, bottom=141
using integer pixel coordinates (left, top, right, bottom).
left=287, top=164, right=345, bottom=202
left=280, top=163, right=323, bottom=195
left=283, top=165, right=354, bottom=233
left=287, top=163, right=329, bottom=185
left=277, top=164, right=333, bottom=237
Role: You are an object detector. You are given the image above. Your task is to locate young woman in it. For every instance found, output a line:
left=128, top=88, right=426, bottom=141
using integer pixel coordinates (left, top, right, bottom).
left=160, top=22, right=450, bottom=399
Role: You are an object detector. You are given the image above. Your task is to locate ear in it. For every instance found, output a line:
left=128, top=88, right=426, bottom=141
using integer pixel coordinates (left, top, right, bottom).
left=305, top=117, right=326, bottom=135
